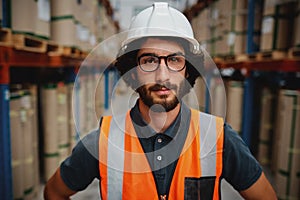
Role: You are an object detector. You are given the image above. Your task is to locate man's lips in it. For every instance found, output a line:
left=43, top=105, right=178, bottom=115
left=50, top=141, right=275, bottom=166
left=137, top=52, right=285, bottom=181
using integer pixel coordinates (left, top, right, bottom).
left=148, top=84, right=177, bottom=96
left=152, top=87, right=171, bottom=95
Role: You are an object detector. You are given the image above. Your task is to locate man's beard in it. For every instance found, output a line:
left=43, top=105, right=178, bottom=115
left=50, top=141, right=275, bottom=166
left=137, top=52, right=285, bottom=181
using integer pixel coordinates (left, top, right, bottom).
left=136, top=80, right=189, bottom=112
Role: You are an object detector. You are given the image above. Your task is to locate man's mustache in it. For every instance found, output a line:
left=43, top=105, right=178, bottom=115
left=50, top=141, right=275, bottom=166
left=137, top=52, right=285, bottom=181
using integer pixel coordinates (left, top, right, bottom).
left=148, top=83, right=177, bottom=91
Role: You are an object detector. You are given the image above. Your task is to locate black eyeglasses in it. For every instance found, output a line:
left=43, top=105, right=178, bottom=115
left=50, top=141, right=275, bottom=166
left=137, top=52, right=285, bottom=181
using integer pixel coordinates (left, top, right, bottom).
left=137, top=53, right=186, bottom=72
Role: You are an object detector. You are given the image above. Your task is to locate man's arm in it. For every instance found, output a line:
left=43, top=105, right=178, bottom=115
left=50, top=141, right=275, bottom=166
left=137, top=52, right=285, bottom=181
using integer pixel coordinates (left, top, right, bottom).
left=44, top=168, right=77, bottom=200
left=240, top=172, right=277, bottom=200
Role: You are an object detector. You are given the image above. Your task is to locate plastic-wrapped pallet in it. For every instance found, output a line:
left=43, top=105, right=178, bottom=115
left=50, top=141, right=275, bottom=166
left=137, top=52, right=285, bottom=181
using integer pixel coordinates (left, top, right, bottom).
left=20, top=90, right=35, bottom=200
left=273, top=89, right=300, bottom=199
left=28, top=85, right=40, bottom=199
left=51, top=0, right=74, bottom=17
left=193, top=76, right=207, bottom=112
left=67, top=82, right=78, bottom=153
left=34, top=0, right=51, bottom=39
left=50, top=0, right=77, bottom=46
left=191, top=8, right=211, bottom=53
left=79, top=74, right=88, bottom=136
left=260, top=0, right=297, bottom=51
left=10, top=91, right=25, bottom=199
left=210, top=0, right=249, bottom=56
left=98, top=5, right=118, bottom=41
left=11, top=0, right=36, bottom=34
left=210, top=76, right=227, bottom=118
left=85, top=72, right=96, bottom=132
left=292, top=1, right=300, bottom=47
left=51, top=16, right=76, bottom=47
left=42, top=84, right=59, bottom=181
left=226, top=80, right=244, bottom=134
left=257, top=87, right=274, bottom=166
left=57, top=83, right=70, bottom=163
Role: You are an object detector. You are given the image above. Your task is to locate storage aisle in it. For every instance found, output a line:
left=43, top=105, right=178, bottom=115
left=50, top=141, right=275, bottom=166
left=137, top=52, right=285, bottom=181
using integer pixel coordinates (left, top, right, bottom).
left=1, top=0, right=300, bottom=199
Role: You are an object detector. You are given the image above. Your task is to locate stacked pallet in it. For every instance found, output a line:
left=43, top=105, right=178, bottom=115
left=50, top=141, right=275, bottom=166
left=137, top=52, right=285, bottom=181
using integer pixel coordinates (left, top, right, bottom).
left=257, top=87, right=274, bottom=166
left=41, top=84, right=59, bottom=181
left=9, top=85, right=39, bottom=200
left=41, top=82, right=79, bottom=181
left=272, top=89, right=300, bottom=199
left=260, top=0, right=296, bottom=52
left=191, top=0, right=300, bottom=62
left=192, top=76, right=207, bottom=112
left=211, top=0, right=248, bottom=56
left=209, top=76, right=227, bottom=118
left=289, top=1, right=300, bottom=59
left=10, top=0, right=51, bottom=40
left=225, top=80, right=244, bottom=135
left=7, top=0, right=118, bottom=53
left=191, top=7, right=211, bottom=53
left=191, top=0, right=261, bottom=57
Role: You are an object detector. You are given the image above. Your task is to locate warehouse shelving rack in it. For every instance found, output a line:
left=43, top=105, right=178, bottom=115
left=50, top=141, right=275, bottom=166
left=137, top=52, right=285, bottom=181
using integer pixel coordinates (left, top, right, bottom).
left=185, top=0, right=300, bottom=149
left=0, top=45, right=85, bottom=199
left=1, top=0, right=300, bottom=199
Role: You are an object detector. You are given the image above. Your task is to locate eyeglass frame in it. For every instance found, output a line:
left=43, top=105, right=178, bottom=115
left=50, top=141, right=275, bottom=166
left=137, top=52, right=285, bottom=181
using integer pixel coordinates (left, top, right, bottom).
left=137, top=52, right=186, bottom=72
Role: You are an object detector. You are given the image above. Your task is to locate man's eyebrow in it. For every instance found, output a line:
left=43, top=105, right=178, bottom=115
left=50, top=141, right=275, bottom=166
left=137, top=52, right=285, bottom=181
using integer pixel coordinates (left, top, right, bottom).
left=138, top=52, right=185, bottom=57
left=138, top=53, right=157, bottom=57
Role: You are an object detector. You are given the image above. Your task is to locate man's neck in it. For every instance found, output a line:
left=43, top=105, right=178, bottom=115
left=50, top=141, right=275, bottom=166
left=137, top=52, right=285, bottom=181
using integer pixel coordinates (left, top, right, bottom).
left=138, top=99, right=180, bottom=133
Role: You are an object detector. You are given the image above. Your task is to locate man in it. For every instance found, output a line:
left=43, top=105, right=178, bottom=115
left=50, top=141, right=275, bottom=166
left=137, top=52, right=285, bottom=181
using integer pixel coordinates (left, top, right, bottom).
left=44, top=2, right=277, bottom=200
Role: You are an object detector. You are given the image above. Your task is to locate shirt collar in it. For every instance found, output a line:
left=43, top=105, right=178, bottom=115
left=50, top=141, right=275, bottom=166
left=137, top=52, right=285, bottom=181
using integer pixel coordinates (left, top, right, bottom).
left=130, top=99, right=190, bottom=139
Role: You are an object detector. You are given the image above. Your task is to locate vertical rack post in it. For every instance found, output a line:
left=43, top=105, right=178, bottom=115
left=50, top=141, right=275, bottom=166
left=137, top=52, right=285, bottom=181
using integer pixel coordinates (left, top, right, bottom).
left=0, top=63, right=13, bottom=200
left=241, top=0, right=256, bottom=147
left=2, top=0, right=11, bottom=28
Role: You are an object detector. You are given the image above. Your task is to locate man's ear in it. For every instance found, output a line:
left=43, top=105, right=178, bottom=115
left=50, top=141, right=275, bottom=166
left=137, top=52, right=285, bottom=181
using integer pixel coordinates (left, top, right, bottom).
left=131, top=72, right=136, bottom=80
left=185, top=70, right=189, bottom=78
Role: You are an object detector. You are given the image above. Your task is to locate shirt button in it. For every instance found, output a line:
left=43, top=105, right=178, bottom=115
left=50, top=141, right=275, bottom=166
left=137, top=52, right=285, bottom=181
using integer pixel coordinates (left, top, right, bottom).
left=157, top=138, right=162, bottom=143
left=157, top=155, right=162, bottom=161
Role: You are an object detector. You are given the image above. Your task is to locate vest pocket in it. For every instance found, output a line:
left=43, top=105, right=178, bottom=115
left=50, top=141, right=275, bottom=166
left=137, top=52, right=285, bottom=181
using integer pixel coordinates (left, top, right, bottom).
left=184, top=176, right=216, bottom=200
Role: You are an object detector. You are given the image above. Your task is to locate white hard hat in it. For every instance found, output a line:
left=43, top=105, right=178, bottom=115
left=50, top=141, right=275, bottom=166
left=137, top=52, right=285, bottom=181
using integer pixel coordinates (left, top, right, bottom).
left=122, top=2, right=200, bottom=53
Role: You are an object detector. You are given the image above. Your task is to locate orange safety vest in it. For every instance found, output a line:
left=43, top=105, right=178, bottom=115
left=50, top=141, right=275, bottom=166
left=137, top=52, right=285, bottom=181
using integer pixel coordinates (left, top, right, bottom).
left=99, top=109, right=224, bottom=200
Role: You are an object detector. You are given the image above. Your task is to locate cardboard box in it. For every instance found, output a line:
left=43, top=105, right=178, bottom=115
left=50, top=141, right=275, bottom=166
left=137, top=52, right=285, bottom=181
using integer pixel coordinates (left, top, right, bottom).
left=191, top=8, right=211, bottom=43
left=51, top=18, right=76, bottom=46
left=67, top=83, right=78, bottom=152
left=51, top=0, right=74, bottom=17
left=257, top=88, right=274, bottom=166
left=11, top=0, right=36, bottom=34
left=10, top=93, right=25, bottom=199
left=57, top=84, right=70, bottom=163
left=292, top=3, right=300, bottom=47
left=274, top=90, right=300, bottom=199
left=42, top=85, right=59, bottom=181
left=34, top=0, right=50, bottom=38
left=226, top=80, right=244, bottom=134
left=214, top=0, right=248, bottom=32
left=210, top=77, right=226, bottom=118
left=260, top=1, right=297, bottom=51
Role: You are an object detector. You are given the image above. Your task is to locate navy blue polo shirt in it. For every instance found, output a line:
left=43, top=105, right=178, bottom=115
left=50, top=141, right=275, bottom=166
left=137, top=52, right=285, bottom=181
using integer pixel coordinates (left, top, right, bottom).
left=60, top=102, right=262, bottom=195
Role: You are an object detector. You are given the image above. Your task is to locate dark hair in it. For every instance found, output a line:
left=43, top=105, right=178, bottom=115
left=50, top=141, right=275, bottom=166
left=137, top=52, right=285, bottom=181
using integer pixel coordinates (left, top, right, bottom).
left=114, top=36, right=204, bottom=89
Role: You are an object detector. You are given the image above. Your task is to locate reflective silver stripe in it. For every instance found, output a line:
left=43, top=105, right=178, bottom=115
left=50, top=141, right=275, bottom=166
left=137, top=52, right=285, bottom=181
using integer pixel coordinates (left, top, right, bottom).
left=199, top=112, right=217, bottom=176
left=107, top=114, right=126, bottom=199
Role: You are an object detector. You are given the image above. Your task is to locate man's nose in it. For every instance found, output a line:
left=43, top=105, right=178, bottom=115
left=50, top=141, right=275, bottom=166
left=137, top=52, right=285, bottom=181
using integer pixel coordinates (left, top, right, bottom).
left=155, top=58, right=170, bottom=83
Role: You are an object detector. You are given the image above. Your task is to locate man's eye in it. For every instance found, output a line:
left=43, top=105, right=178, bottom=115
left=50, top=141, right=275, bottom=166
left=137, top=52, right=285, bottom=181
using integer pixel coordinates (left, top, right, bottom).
left=169, top=56, right=180, bottom=62
left=144, top=57, right=157, bottom=64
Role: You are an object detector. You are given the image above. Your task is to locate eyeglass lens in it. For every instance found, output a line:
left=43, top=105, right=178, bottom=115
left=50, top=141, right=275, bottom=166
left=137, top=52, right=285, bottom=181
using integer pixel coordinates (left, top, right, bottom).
left=138, top=54, right=186, bottom=72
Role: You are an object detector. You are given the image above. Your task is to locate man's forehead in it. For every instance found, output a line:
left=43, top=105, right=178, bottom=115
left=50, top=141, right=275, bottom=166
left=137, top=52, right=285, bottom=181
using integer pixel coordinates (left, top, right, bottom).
left=138, top=38, right=185, bottom=53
